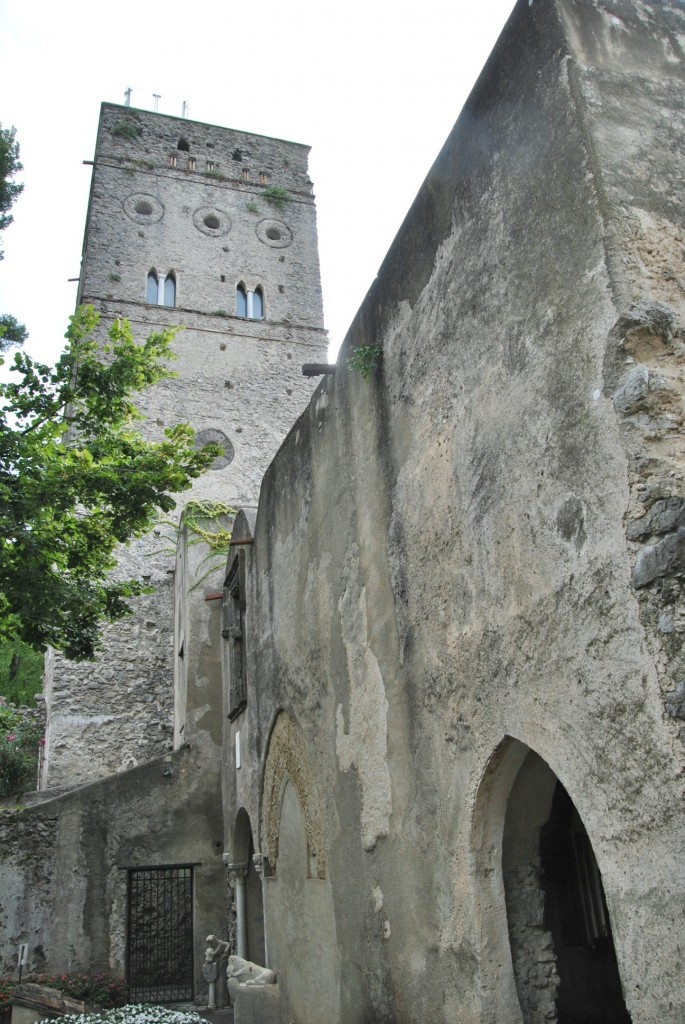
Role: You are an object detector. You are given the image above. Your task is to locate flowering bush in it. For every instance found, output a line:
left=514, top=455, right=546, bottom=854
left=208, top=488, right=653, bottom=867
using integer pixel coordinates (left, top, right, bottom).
left=0, top=703, right=42, bottom=796
left=0, top=978, right=15, bottom=1013
left=39, top=1007, right=206, bottom=1024
left=31, top=973, right=128, bottom=1008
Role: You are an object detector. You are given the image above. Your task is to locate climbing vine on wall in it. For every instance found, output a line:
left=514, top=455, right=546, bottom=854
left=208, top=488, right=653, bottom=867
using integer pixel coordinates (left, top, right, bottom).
left=152, top=502, right=238, bottom=590
left=183, top=501, right=237, bottom=552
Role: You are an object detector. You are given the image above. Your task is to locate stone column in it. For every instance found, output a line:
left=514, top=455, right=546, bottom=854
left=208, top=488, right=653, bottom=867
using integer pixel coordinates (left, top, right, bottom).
left=253, top=850, right=267, bottom=966
left=226, top=863, right=248, bottom=959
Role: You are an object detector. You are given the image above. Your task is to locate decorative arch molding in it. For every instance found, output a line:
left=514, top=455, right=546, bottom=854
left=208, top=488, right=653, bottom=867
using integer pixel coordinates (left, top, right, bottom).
left=261, top=710, right=326, bottom=879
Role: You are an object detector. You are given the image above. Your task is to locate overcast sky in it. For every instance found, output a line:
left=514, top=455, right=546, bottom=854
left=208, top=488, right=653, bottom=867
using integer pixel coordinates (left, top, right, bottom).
left=0, top=0, right=515, bottom=364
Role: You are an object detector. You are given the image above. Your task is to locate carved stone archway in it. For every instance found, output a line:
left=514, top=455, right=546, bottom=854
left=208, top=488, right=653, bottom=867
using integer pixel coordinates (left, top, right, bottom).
left=261, top=711, right=326, bottom=879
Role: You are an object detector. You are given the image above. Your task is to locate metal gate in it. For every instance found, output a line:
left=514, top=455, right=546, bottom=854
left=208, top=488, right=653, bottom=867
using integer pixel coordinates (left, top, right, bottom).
left=127, top=864, right=195, bottom=1003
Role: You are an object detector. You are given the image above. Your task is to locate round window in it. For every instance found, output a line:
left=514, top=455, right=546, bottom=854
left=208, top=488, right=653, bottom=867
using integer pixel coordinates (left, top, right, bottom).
left=193, top=207, right=231, bottom=237
left=123, top=193, right=165, bottom=224
left=256, top=219, right=292, bottom=248
left=194, top=428, right=235, bottom=470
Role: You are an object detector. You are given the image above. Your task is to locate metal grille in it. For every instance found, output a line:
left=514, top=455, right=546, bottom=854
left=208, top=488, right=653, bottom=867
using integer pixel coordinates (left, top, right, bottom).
left=127, top=865, right=194, bottom=1003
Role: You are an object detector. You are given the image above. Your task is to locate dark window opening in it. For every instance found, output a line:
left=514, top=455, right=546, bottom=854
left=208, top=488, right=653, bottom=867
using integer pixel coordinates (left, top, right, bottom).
left=163, top=272, right=176, bottom=308
left=146, top=270, right=158, bottom=304
left=224, top=557, right=246, bottom=720
left=177, top=137, right=190, bottom=152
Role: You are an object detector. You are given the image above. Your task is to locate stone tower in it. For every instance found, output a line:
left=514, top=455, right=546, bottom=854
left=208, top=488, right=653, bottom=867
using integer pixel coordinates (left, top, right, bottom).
left=40, top=103, right=327, bottom=788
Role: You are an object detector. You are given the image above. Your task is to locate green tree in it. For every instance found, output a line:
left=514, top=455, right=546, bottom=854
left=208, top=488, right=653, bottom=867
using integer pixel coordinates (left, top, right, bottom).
left=0, top=123, right=22, bottom=248
left=0, top=638, right=43, bottom=705
left=0, top=306, right=219, bottom=660
left=0, top=123, right=26, bottom=352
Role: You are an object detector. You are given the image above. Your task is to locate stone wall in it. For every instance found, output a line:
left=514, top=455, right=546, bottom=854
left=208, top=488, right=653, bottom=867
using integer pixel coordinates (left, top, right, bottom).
left=222, top=1, right=685, bottom=1021
left=0, top=747, right=225, bottom=994
left=2, top=530, right=229, bottom=993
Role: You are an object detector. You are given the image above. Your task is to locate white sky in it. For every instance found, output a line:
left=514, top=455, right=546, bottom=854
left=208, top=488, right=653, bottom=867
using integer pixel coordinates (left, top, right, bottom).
left=0, top=0, right=515, bottom=364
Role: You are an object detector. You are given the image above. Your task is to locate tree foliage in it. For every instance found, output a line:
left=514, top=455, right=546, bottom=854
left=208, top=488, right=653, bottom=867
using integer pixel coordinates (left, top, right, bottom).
left=0, top=122, right=26, bottom=352
left=0, top=123, right=22, bottom=250
left=0, top=306, right=219, bottom=660
left=0, top=638, right=43, bottom=706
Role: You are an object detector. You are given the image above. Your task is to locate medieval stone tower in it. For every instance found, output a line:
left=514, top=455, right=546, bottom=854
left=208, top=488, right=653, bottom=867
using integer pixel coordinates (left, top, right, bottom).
left=40, top=103, right=327, bottom=789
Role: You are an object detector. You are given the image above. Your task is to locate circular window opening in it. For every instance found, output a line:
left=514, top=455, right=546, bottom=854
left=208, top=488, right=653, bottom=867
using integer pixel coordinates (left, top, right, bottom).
left=204, top=214, right=221, bottom=230
left=134, top=200, right=153, bottom=216
left=266, top=227, right=282, bottom=241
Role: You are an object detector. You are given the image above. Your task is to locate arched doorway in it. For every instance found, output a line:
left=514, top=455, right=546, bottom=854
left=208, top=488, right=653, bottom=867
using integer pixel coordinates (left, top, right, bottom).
left=501, top=750, right=631, bottom=1024
left=232, top=809, right=265, bottom=965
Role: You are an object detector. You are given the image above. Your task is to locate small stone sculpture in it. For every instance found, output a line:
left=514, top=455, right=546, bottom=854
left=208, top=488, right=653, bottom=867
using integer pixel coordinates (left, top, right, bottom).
left=227, top=954, right=277, bottom=986
left=205, top=934, right=230, bottom=960
left=204, top=934, right=230, bottom=1008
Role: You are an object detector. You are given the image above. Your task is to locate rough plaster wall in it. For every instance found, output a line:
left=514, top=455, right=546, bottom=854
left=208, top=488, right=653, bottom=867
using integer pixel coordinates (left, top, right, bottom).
left=43, top=104, right=327, bottom=788
left=335, top=546, right=392, bottom=852
left=232, top=2, right=685, bottom=1022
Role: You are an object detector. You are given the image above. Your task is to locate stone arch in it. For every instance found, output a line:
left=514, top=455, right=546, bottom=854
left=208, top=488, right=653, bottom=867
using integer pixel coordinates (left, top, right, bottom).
left=261, top=710, right=326, bottom=879
left=470, top=737, right=630, bottom=1024
left=228, top=808, right=265, bottom=966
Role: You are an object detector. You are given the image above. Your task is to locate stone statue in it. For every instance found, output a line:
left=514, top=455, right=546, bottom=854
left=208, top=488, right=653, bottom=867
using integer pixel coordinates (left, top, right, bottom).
left=227, top=954, right=277, bottom=986
left=204, top=935, right=230, bottom=1008
left=205, top=934, right=230, bottom=960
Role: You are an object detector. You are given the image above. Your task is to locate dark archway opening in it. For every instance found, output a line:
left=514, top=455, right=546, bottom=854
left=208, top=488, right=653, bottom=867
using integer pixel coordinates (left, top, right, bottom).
left=541, top=782, right=631, bottom=1024
left=502, top=751, right=631, bottom=1024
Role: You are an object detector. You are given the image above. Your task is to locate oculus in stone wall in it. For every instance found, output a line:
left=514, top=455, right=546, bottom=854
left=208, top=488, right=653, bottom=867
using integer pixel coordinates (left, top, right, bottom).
left=123, top=194, right=165, bottom=224
left=255, top=219, right=292, bottom=249
left=194, top=428, right=234, bottom=470
left=193, top=207, right=232, bottom=237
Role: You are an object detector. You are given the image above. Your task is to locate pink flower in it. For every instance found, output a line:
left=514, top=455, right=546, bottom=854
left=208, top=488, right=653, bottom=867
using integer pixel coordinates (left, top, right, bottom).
left=7, top=734, right=16, bottom=741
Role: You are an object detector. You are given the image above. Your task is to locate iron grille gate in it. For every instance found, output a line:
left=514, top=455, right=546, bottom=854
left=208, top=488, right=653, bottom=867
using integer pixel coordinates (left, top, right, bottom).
left=127, top=865, right=195, bottom=1003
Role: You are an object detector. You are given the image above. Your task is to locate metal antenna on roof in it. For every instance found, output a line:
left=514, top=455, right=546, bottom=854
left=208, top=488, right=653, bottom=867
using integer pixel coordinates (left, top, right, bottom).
left=153, top=93, right=161, bottom=112
left=182, top=101, right=189, bottom=119
left=124, top=87, right=132, bottom=107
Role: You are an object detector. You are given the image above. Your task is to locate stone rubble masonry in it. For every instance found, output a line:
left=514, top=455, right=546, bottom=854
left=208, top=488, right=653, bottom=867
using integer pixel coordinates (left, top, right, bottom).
left=41, top=104, right=327, bottom=789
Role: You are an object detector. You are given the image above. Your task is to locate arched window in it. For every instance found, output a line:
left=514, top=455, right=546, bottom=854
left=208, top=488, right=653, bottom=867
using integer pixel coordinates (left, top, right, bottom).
left=252, top=287, right=264, bottom=319
left=164, top=272, right=176, bottom=307
left=146, top=270, right=158, bottom=304
left=236, top=284, right=247, bottom=318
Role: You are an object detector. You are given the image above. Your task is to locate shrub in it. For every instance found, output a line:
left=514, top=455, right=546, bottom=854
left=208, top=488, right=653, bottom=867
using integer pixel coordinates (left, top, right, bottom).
left=0, top=979, right=15, bottom=1015
left=262, top=186, right=289, bottom=209
left=346, top=344, right=382, bottom=380
left=0, top=704, right=42, bottom=797
left=112, top=122, right=141, bottom=140
left=31, top=973, right=128, bottom=1008
left=0, top=639, right=43, bottom=706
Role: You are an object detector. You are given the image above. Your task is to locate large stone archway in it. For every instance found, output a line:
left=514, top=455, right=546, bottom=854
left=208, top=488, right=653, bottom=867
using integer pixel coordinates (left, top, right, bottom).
left=471, top=738, right=631, bottom=1024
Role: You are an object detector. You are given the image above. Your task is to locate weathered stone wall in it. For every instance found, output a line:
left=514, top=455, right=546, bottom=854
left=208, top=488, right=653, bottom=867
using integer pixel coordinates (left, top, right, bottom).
left=223, top=1, right=685, bottom=1021
left=2, top=529, right=229, bottom=992
left=0, top=747, right=225, bottom=994
left=42, top=104, right=327, bottom=788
